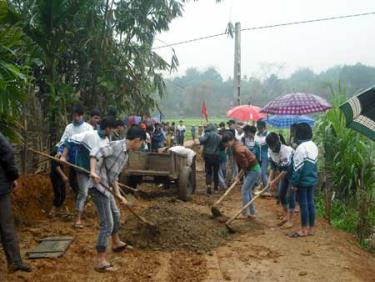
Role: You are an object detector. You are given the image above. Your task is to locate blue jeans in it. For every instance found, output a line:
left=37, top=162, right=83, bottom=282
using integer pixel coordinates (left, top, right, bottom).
left=218, top=161, right=227, bottom=189
left=260, top=158, right=269, bottom=189
left=298, top=186, right=315, bottom=227
left=76, top=172, right=90, bottom=212
left=241, top=171, right=261, bottom=216
left=278, top=177, right=296, bottom=211
left=90, top=188, right=121, bottom=253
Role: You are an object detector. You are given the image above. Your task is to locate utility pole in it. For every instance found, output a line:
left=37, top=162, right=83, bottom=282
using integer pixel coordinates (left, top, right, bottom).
left=233, top=22, right=241, bottom=106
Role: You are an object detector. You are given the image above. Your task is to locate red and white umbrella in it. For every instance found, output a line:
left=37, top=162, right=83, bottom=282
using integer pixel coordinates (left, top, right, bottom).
left=227, top=105, right=266, bottom=121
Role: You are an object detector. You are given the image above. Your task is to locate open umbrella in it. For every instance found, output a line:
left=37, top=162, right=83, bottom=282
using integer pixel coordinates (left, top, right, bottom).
left=265, top=115, right=315, bottom=128
left=340, top=86, right=375, bottom=141
left=261, top=93, right=331, bottom=115
left=227, top=105, right=266, bottom=121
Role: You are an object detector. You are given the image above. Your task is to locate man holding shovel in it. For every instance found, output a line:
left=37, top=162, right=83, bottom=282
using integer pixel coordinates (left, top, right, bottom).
left=89, top=126, right=146, bottom=272
left=221, top=132, right=261, bottom=220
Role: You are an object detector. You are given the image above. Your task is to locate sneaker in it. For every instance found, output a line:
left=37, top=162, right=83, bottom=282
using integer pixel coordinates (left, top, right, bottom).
left=9, top=263, right=32, bottom=273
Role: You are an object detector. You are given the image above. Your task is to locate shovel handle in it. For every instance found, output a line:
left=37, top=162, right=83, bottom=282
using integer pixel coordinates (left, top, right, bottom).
left=29, top=148, right=153, bottom=226
left=212, top=170, right=244, bottom=208
left=225, top=185, right=270, bottom=226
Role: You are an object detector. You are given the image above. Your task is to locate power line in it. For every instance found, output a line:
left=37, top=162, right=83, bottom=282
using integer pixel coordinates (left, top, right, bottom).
left=153, top=11, right=375, bottom=50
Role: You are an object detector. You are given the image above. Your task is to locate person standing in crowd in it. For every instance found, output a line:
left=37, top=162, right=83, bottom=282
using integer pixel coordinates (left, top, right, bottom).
left=176, top=120, right=186, bottom=145
left=218, top=139, right=228, bottom=190
left=88, top=108, right=101, bottom=130
left=111, top=120, right=126, bottom=141
left=218, top=122, right=226, bottom=135
left=151, top=123, right=165, bottom=152
left=49, top=147, right=71, bottom=217
left=171, top=122, right=177, bottom=145
left=0, top=133, right=31, bottom=273
left=290, top=123, right=319, bottom=238
left=227, top=120, right=238, bottom=180
left=61, top=117, right=115, bottom=228
left=89, top=127, right=146, bottom=272
left=191, top=125, right=196, bottom=143
left=55, top=104, right=93, bottom=194
left=266, top=133, right=295, bottom=229
left=221, top=131, right=261, bottom=220
left=242, top=125, right=259, bottom=158
left=199, top=124, right=221, bottom=194
left=255, top=120, right=271, bottom=196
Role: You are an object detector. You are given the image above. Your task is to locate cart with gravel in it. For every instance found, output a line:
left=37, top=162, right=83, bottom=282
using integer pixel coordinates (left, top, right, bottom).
left=121, top=151, right=196, bottom=201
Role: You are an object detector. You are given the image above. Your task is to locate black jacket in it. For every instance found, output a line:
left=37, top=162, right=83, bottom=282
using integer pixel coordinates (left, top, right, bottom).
left=199, top=124, right=221, bottom=156
left=0, top=133, right=19, bottom=195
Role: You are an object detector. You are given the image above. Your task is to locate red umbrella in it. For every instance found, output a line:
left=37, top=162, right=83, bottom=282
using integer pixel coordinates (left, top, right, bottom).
left=227, top=105, right=266, bottom=121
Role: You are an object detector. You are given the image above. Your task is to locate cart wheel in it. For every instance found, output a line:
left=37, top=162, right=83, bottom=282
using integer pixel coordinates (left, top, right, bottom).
left=178, top=166, right=193, bottom=201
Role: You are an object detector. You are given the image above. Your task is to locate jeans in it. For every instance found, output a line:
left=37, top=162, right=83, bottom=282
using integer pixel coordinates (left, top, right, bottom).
left=90, top=188, right=121, bottom=253
left=0, top=192, right=23, bottom=267
left=218, top=161, right=227, bottom=189
left=260, top=158, right=269, bottom=190
left=241, top=171, right=261, bottom=216
left=278, top=177, right=296, bottom=211
left=76, top=172, right=90, bottom=212
left=204, top=154, right=220, bottom=190
left=298, top=186, right=316, bottom=227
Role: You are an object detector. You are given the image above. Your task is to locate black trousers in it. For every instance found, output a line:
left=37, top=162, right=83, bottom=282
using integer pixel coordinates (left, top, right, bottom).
left=0, top=192, right=23, bottom=267
left=204, top=154, right=219, bottom=190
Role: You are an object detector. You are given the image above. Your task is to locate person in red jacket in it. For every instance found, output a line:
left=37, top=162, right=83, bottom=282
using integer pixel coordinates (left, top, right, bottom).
left=0, top=133, right=31, bottom=273
left=221, top=131, right=261, bottom=219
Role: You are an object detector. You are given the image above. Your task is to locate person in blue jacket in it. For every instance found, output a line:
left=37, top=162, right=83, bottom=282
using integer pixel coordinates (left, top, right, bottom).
left=289, top=123, right=319, bottom=238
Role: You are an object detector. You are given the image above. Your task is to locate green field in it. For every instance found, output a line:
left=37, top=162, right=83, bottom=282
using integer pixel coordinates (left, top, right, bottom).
left=164, top=118, right=292, bottom=141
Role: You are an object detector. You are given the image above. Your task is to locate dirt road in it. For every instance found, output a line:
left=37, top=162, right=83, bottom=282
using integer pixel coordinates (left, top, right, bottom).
left=1, top=170, right=375, bottom=282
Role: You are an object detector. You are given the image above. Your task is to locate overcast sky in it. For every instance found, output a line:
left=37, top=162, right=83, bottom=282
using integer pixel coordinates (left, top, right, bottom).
left=154, top=0, right=375, bottom=79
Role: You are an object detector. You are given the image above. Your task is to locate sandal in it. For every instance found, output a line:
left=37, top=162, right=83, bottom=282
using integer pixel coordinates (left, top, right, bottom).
left=94, top=263, right=116, bottom=273
left=112, top=244, right=133, bottom=253
left=289, top=231, right=307, bottom=238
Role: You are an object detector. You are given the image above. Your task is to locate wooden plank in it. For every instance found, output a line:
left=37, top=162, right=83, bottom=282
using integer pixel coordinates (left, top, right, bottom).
left=126, top=170, right=170, bottom=176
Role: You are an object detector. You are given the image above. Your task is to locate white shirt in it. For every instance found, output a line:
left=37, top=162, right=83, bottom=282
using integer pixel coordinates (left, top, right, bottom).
left=177, top=125, right=186, bottom=132
left=235, top=130, right=244, bottom=141
left=293, top=141, right=318, bottom=171
left=269, top=144, right=294, bottom=169
left=69, top=130, right=109, bottom=156
left=168, top=146, right=196, bottom=166
left=57, top=122, right=93, bottom=147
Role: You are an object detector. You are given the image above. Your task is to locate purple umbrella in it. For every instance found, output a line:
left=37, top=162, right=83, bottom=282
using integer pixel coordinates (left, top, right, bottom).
left=261, top=93, right=331, bottom=115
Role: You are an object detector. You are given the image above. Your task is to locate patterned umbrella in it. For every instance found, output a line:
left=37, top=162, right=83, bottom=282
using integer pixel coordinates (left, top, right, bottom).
left=261, top=93, right=331, bottom=115
left=265, top=115, right=315, bottom=128
left=340, top=86, right=375, bottom=141
left=227, top=105, right=266, bottom=121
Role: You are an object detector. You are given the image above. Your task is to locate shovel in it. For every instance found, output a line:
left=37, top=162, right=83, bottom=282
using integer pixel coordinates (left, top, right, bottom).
left=29, top=148, right=158, bottom=233
left=211, top=170, right=244, bottom=217
left=225, top=185, right=270, bottom=233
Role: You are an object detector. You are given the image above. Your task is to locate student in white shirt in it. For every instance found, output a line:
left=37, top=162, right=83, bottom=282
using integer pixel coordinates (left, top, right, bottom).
left=61, top=117, right=115, bottom=228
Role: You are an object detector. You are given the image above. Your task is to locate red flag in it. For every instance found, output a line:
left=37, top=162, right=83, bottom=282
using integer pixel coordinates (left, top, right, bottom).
left=201, top=102, right=208, bottom=121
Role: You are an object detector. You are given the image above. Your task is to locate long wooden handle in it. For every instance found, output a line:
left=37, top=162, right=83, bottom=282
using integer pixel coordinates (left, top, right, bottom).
left=225, top=185, right=269, bottom=226
left=28, top=148, right=137, bottom=193
left=212, top=170, right=244, bottom=207
left=29, top=148, right=153, bottom=226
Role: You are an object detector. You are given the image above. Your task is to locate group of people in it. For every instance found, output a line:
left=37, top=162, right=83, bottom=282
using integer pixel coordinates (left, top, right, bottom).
left=199, top=119, right=318, bottom=237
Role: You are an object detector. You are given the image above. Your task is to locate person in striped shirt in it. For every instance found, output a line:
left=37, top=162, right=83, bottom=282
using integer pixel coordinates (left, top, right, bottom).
left=89, top=126, right=146, bottom=272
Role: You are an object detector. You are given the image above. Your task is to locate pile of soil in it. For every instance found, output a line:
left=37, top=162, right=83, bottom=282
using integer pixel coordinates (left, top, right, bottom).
left=122, top=198, right=230, bottom=252
left=12, top=174, right=53, bottom=225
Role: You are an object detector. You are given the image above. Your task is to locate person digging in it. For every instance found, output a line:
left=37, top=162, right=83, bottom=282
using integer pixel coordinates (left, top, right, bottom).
left=89, top=127, right=146, bottom=272
left=221, top=131, right=261, bottom=221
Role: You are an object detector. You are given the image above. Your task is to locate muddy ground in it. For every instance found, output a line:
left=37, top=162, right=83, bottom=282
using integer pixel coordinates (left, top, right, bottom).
left=2, top=162, right=375, bottom=281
